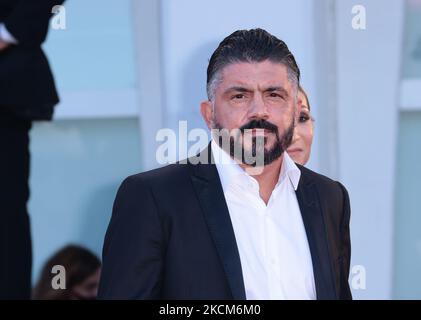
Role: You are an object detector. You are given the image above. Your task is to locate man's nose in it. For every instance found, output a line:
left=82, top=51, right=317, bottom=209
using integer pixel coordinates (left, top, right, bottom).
left=249, top=95, right=269, bottom=119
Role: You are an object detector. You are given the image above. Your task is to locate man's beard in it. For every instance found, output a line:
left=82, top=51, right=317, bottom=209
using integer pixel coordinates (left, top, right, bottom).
left=212, top=118, right=294, bottom=167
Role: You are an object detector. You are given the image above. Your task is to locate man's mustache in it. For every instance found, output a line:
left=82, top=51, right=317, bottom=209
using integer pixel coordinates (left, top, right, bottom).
left=239, top=119, right=278, bottom=134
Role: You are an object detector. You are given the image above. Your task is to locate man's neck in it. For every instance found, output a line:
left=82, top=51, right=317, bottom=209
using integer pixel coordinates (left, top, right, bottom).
left=239, top=155, right=283, bottom=205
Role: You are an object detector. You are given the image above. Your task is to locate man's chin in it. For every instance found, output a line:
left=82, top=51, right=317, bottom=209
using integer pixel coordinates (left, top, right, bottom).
left=241, top=147, right=283, bottom=166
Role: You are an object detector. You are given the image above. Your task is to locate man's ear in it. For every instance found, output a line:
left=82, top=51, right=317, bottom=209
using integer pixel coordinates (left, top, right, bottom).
left=200, top=100, right=213, bottom=129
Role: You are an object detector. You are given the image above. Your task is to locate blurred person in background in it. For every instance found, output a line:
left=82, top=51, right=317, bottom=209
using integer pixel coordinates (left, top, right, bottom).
left=0, top=0, right=65, bottom=299
left=32, top=245, right=101, bottom=300
left=287, top=86, right=314, bottom=166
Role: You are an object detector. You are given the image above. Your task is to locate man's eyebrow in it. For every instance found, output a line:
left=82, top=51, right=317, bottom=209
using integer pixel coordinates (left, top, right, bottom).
left=264, top=86, right=289, bottom=96
left=223, top=86, right=290, bottom=97
left=223, top=86, right=253, bottom=95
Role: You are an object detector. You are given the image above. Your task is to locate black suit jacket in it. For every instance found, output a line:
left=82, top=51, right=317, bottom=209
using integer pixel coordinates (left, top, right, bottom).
left=0, top=0, right=65, bottom=120
left=98, top=144, right=352, bottom=300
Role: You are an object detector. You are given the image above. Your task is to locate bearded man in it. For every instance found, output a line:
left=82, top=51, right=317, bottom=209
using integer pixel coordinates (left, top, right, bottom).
left=98, top=28, right=352, bottom=300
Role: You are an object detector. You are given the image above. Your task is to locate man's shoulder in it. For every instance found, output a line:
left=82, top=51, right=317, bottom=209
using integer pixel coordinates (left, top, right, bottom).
left=296, top=165, right=350, bottom=221
left=296, top=164, right=347, bottom=194
left=123, top=162, right=188, bottom=184
left=119, top=158, right=204, bottom=194
left=122, top=147, right=212, bottom=187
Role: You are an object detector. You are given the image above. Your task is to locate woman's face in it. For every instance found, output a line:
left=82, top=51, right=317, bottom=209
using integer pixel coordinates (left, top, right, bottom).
left=287, top=91, right=314, bottom=165
left=70, top=267, right=101, bottom=300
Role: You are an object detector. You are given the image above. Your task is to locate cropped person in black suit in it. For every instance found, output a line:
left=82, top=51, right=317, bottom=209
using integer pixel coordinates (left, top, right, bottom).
left=98, top=29, right=352, bottom=300
left=0, top=0, right=65, bottom=299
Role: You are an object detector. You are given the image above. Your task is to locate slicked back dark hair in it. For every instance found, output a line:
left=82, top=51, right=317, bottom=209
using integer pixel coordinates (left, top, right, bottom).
left=206, top=28, right=300, bottom=101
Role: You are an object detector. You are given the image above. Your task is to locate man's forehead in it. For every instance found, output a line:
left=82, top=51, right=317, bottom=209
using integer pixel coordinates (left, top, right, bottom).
left=219, top=61, right=290, bottom=89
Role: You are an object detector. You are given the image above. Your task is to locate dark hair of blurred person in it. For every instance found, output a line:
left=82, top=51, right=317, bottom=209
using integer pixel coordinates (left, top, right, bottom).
left=32, top=245, right=101, bottom=300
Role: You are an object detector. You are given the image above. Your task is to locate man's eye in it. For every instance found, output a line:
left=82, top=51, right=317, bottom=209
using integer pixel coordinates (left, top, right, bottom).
left=269, top=93, right=281, bottom=98
left=232, top=94, right=245, bottom=100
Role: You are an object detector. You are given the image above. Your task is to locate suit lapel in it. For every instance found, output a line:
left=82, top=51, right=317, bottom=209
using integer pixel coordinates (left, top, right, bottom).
left=295, top=167, right=337, bottom=299
left=189, top=144, right=246, bottom=300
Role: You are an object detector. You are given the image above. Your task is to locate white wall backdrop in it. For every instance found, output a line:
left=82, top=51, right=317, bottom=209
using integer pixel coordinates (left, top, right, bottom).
left=335, top=0, right=404, bottom=299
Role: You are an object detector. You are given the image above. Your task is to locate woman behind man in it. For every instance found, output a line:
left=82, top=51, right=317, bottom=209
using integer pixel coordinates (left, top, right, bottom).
left=288, top=86, right=314, bottom=165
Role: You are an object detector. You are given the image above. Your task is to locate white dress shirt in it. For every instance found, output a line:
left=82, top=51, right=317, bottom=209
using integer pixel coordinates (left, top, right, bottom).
left=0, top=23, right=18, bottom=44
left=211, top=139, right=316, bottom=300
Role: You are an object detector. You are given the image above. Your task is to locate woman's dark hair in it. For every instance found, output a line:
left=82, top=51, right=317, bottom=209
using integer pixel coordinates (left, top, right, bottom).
left=32, top=244, right=101, bottom=300
left=207, top=28, right=300, bottom=100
